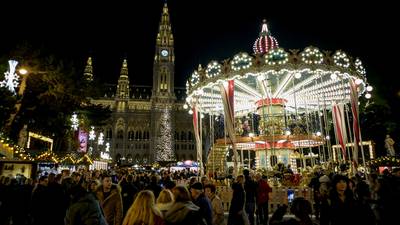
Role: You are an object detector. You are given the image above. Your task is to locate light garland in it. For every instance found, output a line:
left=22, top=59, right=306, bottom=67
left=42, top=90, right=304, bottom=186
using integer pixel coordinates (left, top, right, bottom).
left=70, top=112, right=79, bottom=131
left=333, top=51, right=350, bottom=68
left=300, top=47, right=323, bottom=64
left=190, top=71, right=200, bottom=86
left=155, top=109, right=175, bottom=161
left=354, top=58, right=366, bottom=76
left=0, top=60, right=20, bottom=94
left=265, top=48, right=288, bottom=65
left=206, top=61, right=222, bottom=78
left=89, top=126, right=96, bottom=140
left=98, top=132, right=104, bottom=145
left=231, top=53, right=252, bottom=71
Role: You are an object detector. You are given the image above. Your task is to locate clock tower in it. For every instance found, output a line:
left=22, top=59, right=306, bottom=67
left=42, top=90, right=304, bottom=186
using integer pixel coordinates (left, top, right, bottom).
left=151, top=2, right=176, bottom=162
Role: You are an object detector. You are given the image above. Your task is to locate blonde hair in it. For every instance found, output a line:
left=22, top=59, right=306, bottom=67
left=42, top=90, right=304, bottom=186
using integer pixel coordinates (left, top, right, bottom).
left=122, top=190, right=161, bottom=225
left=157, top=189, right=174, bottom=204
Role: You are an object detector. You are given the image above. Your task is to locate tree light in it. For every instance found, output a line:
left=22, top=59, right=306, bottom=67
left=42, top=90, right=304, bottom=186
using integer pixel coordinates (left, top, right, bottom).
left=19, top=68, right=28, bottom=75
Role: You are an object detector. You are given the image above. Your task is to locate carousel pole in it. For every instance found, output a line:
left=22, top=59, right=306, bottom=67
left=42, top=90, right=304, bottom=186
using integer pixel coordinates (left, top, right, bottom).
left=341, top=78, right=352, bottom=167
left=317, top=97, right=327, bottom=162
left=303, top=87, right=314, bottom=167
left=345, top=104, right=356, bottom=174
left=293, top=77, right=305, bottom=168
left=320, top=75, right=332, bottom=163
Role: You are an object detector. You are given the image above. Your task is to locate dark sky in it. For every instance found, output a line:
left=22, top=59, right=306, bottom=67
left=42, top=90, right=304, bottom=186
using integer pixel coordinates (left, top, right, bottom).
left=0, top=0, right=398, bottom=105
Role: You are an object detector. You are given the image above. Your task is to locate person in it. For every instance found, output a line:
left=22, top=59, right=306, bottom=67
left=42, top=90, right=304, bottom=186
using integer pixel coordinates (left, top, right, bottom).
left=269, top=205, right=288, bottom=225
left=285, top=197, right=314, bottom=225
left=243, top=169, right=257, bottom=225
left=120, top=174, right=138, bottom=217
left=256, top=174, right=272, bottom=225
left=204, top=183, right=225, bottom=225
left=96, top=173, right=123, bottom=225
left=65, top=185, right=108, bottom=225
left=228, top=175, right=247, bottom=225
left=385, top=134, right=396, bottom=156
left=122, top=190, right=164, bottom=225
left=191, top=182, right=212, bottom=225
left=164, top=185, right=204, bottom=225
left=31, top=175, right=51, bottom=225
left=156, top=189, right=175, bottom=217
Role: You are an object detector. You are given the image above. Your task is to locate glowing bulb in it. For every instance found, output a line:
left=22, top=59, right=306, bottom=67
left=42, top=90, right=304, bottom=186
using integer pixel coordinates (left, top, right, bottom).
left=330, top=73, right=337, bottom=80
left=183, top=104, right=188, bottom=109
left=200, top=114, right=204, bottom=119
left=19, top=68, right=28, bottom=75
left=316, top=131, right=321, bottom=136
left=325, top=135, right=330, bottom=140
left=294, top=73, right=302, bottom=79
left=366, top=86, right=373, bottom=92
left=249, top=133, right=254, bottom=137
left=285, top=130, right=291, bottom=135
left=189, top=109, right=193, bottom=115
left=355, top=78, right=363, bottom=85
left=365, top=93, right=372, bottom=99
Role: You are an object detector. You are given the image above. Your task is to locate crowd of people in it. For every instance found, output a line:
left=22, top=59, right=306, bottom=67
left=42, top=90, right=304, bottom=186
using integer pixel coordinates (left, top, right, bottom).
left=0, top=165, right=399, bottom=225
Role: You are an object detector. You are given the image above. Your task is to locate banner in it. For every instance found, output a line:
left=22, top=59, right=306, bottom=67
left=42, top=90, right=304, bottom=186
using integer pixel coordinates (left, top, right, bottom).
left=219, top=80, right=239, bottom=176
left=78, top=128, right=88, bottom=153
left=332, top=103, right=347, bottom=160
left=349, top=79, right=360, bottom=165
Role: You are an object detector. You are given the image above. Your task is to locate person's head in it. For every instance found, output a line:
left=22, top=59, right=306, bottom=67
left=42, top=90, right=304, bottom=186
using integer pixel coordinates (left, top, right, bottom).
left=126, top=174, right=134, bottom=183
left=243, top=169, right=250, bottom=177
left=236, top=175, right=245, bottom=184
left=331, top=174, right=349, bottom=193
left=190, top=182, right=203, bottom=200
left=39, top=175, right=48, bottom=186
left=290, top=197, right=312, bottom=219
left=204, top=183, right=216, bottom=199
left=89, top=180, right=99, bottom=192
left=71, top=172, right=81, bottom=183
left=270, top=204, right=288, bottom=222
left=172, top=185, right=191, bottom=202
left=48, top=173, right=56, bottom=184
left=157, top=189, right=174, bottom=204
left=101, top=174, right=112, bottom=191
left=123, top=190, right=160, bottom=225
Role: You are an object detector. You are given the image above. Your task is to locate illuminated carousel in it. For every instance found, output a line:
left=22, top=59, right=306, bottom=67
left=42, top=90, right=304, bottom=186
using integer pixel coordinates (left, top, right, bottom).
left=185, top=20, right=372, bottom=175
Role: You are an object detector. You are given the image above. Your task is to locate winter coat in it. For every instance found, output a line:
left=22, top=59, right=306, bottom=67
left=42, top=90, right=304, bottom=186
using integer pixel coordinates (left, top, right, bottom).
left=164, top=201, right=204, bottom=225
left=96, top=184, right=123, bottom=225
left=65, top=193, right=108, bottom=225
left=193, top=193, right=213, bottom=225
left=156, top=202, right=174, bottom=217
left=210, top=194, right=225, bottom=225
left=256, top=179, right=272, bottom=205
left=228, top=182, right=245, bottom=225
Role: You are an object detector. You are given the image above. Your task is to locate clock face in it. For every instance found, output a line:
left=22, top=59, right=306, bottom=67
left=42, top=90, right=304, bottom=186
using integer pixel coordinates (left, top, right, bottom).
left=161, top=49, right=169, bottom=57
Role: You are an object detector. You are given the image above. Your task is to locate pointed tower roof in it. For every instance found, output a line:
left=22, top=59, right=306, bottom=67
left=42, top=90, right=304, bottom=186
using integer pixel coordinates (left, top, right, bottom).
left=84, top=57, right=93, bottom=81
left=120, top=58, right=128, bottom=77
left=156, top=2, right=174, bottom=46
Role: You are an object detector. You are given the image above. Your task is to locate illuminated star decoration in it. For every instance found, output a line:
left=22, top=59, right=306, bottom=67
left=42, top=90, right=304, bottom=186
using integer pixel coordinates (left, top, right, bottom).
left=70, top=112, right=79, bottom=131
left=0, top=60, right=19, bottom=94
left=98, top=132, right=104, bottom=145
left=89, top=126, right=96, bottom=140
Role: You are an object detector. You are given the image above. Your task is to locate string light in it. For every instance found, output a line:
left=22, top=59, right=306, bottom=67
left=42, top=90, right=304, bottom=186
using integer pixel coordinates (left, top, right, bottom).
left=300, top=47, right=323, bottom=64
left=206, top=61, right=222, bottom=78
left=70, top=112, right=79, bottom=131
left=265, top=48, right=288, bottom=65
left=89, top=126, right=96, bottom=140
left=231, top=53, right=252, bottom=71
left=333, top=51, right=350, bottom=68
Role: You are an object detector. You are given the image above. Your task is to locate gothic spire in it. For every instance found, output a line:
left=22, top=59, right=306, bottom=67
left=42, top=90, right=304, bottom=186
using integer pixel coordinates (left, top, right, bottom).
left=156, top=2, right=174, bottom=47
left=116, top=58, right=130, bottom=99
left=84, top=57, right=93, bottom=81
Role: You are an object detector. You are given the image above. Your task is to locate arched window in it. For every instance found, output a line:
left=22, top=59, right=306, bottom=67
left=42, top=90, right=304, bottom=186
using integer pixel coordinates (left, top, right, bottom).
left=188, top=131, right=193, bottom=141
left=138, top=131, right=142, bottom=140
left=135, top=131, right=139, bottom=140
left=128, top=130, right=134, bottom=140
left=117, top=130, right=123, bottom=139
left=106, top=128, right=112, bottom=139
left=175, top=131, right=179, bottom=141
left=181, top=131, right=186, bottom=141
left=176, top=144, right=180, bottom=150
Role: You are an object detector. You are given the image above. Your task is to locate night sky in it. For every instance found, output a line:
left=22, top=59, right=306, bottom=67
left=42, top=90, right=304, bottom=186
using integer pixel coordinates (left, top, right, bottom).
left=0, top=0, right=398, bottom=107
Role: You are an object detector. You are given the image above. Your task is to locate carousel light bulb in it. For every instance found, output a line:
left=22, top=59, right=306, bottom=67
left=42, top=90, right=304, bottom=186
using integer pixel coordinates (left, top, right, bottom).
left=188, top=109, right=193, bottom=114
left=330, top=73, right=337, bottom=80
left=285, top=130, right=291, bottom=135
left=200, top=114, right=204, bottom=119
left=183, top=104, right=188, bottom=109
left=355, top=78, right=363, bottom=85
left=294, top=73, right=302, bottom=79
left=316, top=131, right=322, bottom=136
left=365, top=93, right=372, bottom=99
left=325, top=135, right=330, bottom=140
left=366, top=86, right=373, bottom=92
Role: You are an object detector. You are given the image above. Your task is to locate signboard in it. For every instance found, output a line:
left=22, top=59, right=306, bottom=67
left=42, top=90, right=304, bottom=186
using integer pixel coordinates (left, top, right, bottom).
left=78, top=128, right=88, bottom=153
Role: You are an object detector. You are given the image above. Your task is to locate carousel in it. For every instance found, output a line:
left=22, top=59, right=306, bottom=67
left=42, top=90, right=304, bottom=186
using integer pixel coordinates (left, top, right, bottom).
left=186, top=20, right=372, bottom=176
